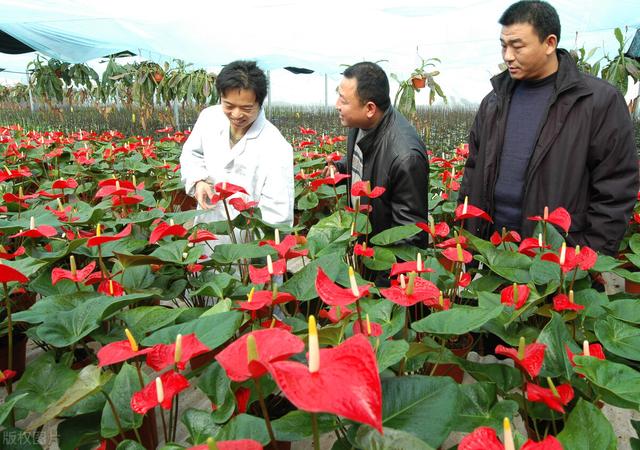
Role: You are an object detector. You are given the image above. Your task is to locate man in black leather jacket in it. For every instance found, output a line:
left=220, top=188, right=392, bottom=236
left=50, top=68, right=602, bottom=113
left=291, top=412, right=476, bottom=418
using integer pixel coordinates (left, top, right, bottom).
left=329, top=62, right=429, bottom=252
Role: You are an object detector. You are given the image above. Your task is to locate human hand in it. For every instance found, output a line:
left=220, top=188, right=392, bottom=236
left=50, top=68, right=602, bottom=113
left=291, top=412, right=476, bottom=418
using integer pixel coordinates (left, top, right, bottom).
left=194, top=180, right=215, bottom=210
left=321, top=161, right=337, bottom=178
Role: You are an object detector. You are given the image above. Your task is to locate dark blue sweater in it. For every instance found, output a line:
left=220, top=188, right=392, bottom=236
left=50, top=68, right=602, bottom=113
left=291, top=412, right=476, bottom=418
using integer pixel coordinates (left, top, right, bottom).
left=493, top=72, right=557, bottom=232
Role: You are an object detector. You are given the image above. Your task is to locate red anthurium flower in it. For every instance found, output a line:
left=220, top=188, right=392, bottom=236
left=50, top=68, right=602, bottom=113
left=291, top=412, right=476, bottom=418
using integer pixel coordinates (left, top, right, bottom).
left=235, top=387, right=251, bottom=414
left=310, top=173, right=351, bottom=191
left=0, top=369, right=17, bottom=384
left=259, top=234, right=308, bottom=259
left=315, top=267, right=370, bottom=306
left=416, top=221, right=450, bottom=239
left=269, top=332, right=383, bottom=433
left=458, top=426, right=504, bottom=450
left=521, top=436, right=563, bottom=450
left=52, top=178, right=78, bottom=190
left=149, top=221, right=188, bottom=244
left=495, top=337, right=546, bottom=378
left=248, top=257, right=287, bottom=284
left=188, top=439, right=263, bottom=450
left=458, top=272, right=472, bottom=288
left=490, top=230, right=521, bottom=246
left=552, top=292, right=584, bottom=312
left=436, top=235, right=468, bottom=249
left=0, top=246, right=25, bottom=260
left=215, top=328, right=305, bottom=382
left=186, top=263, right=204, bottom=273
left=389, top=254, right=432, bottom=276
left=228, top=197, right=258, bottom=212
left=295, top=169, right=322, bottom=181
left=526, top=381, right=574, bottom=413
left=155, top=126, right=174, bottom=133
left=131, top=370, right=189, bottom=414
left=260, top=318, right=293, bottom=331
left=299, top=126, right=318, bottom=135
left=45, top=205, right=79, bottom=223
left=0, top=165, right=31, bottom=182
left=565, top=342, right=605, bottom=367
left=145, top=333, right=211, bottom=371
left=351, top=180, right=386, bottom=198
left=214, top=182, right=248, bottom=200
left=319, top=305, right=353, bottom=323
left=528, top=206, right=571, bottom=233
left=9, top=223, right=57, bottom=239
left=297, top=140, right=316, bottom=149
left=354, top=243, right=374, bottom=258
left=352, top=317, right=383, bottom=337
left=51, top=259, right=98, bottom=285
left=237, top=288, right=272, bottom=311
left=36, top=190, right=64, bottom=200
left=344, top=204, right=373, bottom=214
left=3, top=192, right=38, bottom=208
left=98, top=329, right=152, bottom=367
left=575, top=246, right=597, bottom=271
left=454, top=198, right=492, bottom=222
left=500, top=284, right=530, bottom=309
left=188, top=229, right=217, bottom=244
left=87, top=223, right=133, bottom=247
left=112, top=194, right=144, bottom=206
left=97, top=279, right=125, bottom=297
left=381, top=275, right=440, bottom=307
left=518, top=236, right=550, bottom=257
left=442, top=245, right=473, bottom=264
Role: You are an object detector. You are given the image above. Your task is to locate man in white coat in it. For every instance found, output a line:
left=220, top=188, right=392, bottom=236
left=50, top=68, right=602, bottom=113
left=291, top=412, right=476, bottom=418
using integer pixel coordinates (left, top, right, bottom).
left=180, top=60, right=294, bottom=242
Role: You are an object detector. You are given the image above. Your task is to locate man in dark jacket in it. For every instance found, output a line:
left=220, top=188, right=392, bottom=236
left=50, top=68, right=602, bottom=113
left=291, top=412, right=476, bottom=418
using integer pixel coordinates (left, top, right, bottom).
left=460, top=0, right=638, bottom=255
left=329, top=61, right=429, bottom=249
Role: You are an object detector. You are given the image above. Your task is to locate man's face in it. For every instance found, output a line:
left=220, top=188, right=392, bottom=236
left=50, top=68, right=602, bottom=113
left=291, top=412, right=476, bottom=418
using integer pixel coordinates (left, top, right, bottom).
left=221, top=88, right=260, bottom=132
left=336, top=77, right=368, bottom=128
left=500, top=22, right=557, bottom=80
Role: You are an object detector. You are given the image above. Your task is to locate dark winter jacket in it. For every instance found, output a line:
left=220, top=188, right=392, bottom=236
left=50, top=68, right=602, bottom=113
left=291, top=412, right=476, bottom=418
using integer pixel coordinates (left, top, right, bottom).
left=336, top=107, right=429, bottom=248
left=460, top=49, right=639, bottom=255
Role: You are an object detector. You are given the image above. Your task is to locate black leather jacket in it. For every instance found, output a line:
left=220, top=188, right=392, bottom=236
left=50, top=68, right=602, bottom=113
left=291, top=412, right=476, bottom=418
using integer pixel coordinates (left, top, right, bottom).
left=336, top=107, right=429, bottom=248
left=460, top=49, right=639, bottom=255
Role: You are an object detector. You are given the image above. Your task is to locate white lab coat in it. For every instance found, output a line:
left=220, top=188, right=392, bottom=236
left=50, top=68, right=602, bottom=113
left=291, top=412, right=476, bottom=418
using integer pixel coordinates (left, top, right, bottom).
left=180, top=105, right=294, bottom=236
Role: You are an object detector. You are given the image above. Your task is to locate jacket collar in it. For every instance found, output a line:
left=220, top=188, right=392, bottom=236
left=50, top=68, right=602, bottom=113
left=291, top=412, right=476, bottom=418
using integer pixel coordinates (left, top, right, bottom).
left=243, top=108, right=267, bottom=140
left=490, top=48, right=588, bottom=101
left=358, top=106, right=395, bottom=154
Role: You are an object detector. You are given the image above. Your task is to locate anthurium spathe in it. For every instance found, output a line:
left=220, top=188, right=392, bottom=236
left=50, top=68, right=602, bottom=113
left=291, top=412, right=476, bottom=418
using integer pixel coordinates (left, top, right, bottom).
left=319, top=304, right=353, bottom=323
left=248, top=256, right=287, bottom=284
left=518, top=235, right=550, bottom=257
left=188, top=229, right=218, bottom=244
left=149, top=220, right=188, bottom=244
left=215, top=328, right=305, bottom=382
left=442, top=244, right=473, bottom=264
left=9, top=217, right=57, bottom=238
left=354, top=243, right=374, bottom=258
left=351, top=180, right=386, bottom=198
left=130, top=370, right=189, bottom=414
left=389, top=253, right=433, bottom=276
left=268, top=318, right=383, bottom=433
left=98, top=329, right=153, bottom=367
left=51, top=178, right=78, bottom=190
left=51, top=257, right=98, bottom=285
left=214, top=182, right=248, bottom=199
left=416, top=220, right=450, bottom=240
left=552, top=291, right=584, bottom=312
left=455, top=197, right=492, bottom=222
left=97, top=278, right=125, bottom=296
left=380, top=273, right=440, bottom=307
left=0, top=263, right=28, bottom=284
left=0, top=369, right=17, bottom=384
left=145, top=333, right=211, bottom=371
left=526, top=379, right=574, bottom=413
left=352, top=315, right=383, bottom=337
left=490, top=229, right=521, bottom=246
left=495, top=337, right=546, bottom=378
left=315, top=266, right=370, bottom=307
left=259, top=233, right=308, bottom=259
left=528, top=206, right=571, bottom=233
left=500, top=283, right=530, bottom=309
left=565, top=341, right=606, bottom=372
left=86, top=223, right=133, bottom=247
left=459, top=421, right=563, bottom=450
left=0, top=246, right=25, bottom=260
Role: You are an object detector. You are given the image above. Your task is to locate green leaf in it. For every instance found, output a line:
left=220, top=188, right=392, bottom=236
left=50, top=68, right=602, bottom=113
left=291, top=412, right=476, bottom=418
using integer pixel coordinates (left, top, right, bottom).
left=363, top=246, right=396, bottom=271
left=557, top=398, right=617, bottom=450
left=282, top=253, right=347, bottom=301
left=574, top=288, right=609, bottom=319
left=529, top=258, right=561, bottom=285
left=28, top=365, right=112, bottom=430
left=149, top=240, right=190, bottom=264
left=115, top=441, right=147, bottom=450
left=454, top=382, right=518, bottom=433
left=354, top=426, right=435, bottom=449
left=118, top=306, right=183, bottom=339
left=12, top=352, right=77, bottom=413
left=381, top=375, right=459, bottom=448
left=574, top=355, right=640, bottom=409
left=197, top=362, right=235, bottom=424
left=191, top=272, right=237, bottom=298
left=141, top=311, right=243, bottom=351
left=485, top=251, right=532, bottom=283
left=298, top=191, right=319, bottom=210
left=211, top=243, right=274, bottom=264
left=537, top=312, right=580, bottom=379
left=57, top=413, right=102, bottom=450
left=412, top=293, right=504, bottom=335
left=0, top=393, right=28, bottom=424
left=181, top=408, right=220, bottom=444
left=456, top=357, right=522, bottom=394
left=592, top=254, right=622, bottom=272
left=214, top=413, right=270, bottom=445
left=101, top=363, right=145, bottom=438
left=271, top=411, right=336, bottom=441
left=376, top=339, right=409, bottom=372
left=113, top=252, right=164, bottom=268
left=603, top=299, right=640, bottom=324
left=595, top=316, right=640, bottom=361
left=370, top=224, right=421, bottom=246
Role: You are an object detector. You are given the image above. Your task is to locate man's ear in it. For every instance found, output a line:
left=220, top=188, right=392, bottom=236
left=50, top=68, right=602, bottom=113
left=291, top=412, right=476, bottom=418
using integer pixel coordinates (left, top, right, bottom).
left=545, top=34, right=558, bottom=55
left=365, top=101, right=378, bottom=119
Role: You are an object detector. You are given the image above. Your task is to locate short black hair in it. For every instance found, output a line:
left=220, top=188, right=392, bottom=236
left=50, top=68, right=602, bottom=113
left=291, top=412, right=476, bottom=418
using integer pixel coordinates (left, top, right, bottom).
left=343, top=62, right=391, bottom=112
left=499, top=1, right=561, bottom=43
left=215, top=60, right=268, bottom=106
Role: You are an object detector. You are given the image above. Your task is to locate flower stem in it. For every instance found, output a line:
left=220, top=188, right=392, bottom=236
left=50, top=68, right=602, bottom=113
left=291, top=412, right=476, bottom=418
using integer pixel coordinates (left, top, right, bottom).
left=311, top=412, right=320, bottom=450
left=2, top=282, right=15, bottom=427
left=253, top=379, right=279, bottom=450
left=101, top=390, right=127, bottom=441
left=159, top=407, right=169, bottom=443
